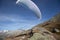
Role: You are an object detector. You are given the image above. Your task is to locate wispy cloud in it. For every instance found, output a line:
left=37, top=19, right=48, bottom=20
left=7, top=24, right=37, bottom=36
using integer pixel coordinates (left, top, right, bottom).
left=0, top=15, right=38, bottom=30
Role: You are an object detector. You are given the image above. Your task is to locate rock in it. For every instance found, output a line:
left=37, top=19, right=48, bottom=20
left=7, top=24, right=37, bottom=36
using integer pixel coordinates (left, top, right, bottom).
left=29, top=33, right=56, bottom=40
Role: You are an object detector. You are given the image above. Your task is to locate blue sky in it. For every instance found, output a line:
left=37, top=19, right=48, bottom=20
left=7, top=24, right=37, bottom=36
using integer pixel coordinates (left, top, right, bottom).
left=0, top=0, right=60, bottom=30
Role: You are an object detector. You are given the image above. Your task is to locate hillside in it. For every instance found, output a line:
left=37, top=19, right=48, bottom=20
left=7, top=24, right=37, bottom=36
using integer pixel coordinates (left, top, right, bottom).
left=0, top=13, right=60, bottom=40
left=34, top=13, right=60, bottom=40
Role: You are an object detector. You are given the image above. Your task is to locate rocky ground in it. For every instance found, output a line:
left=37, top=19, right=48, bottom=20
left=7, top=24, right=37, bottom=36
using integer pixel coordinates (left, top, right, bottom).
left=0, top=13, right=60, bottom=40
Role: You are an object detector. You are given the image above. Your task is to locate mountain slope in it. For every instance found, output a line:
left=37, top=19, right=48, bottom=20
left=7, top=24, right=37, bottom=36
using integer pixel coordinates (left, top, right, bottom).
left=34, top=13, right=60, bottom=40
left=0, top=13, right=60, bottom=40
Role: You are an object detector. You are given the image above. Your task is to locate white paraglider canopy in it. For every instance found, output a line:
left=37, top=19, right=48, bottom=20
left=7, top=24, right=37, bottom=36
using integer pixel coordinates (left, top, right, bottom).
left=16, top=0, right=42, bottom=19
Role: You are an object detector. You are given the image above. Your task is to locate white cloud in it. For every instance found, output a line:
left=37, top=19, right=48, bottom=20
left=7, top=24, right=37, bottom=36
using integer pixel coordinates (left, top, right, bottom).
left=0, top=15, right=27, bottom=22
left=0, top=15, right=38, bottom=30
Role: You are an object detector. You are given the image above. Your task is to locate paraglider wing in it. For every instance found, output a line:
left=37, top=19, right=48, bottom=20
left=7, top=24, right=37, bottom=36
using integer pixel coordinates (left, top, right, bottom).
left=16, top=0, right=41, bottom=19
